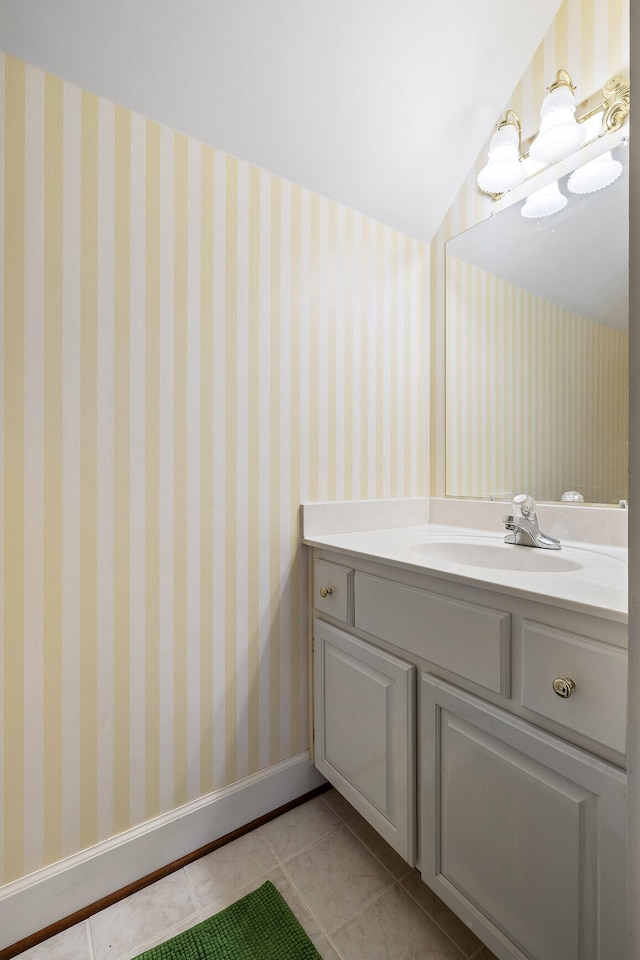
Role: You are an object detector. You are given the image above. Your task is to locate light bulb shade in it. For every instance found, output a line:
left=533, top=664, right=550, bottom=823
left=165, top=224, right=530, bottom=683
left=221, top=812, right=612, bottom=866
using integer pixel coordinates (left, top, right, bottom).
left=477, top=123, right=524, bottom=194
left=521, top=181, right=567, bottom=218
left=529, top=86, right=586, bottom=163
left=567, top=151, right=623, bottom=194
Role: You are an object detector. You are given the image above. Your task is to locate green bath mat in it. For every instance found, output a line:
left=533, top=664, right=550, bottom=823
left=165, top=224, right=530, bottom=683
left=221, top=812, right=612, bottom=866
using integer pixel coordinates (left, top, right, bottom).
left=132, top=880, right=322, bottom=960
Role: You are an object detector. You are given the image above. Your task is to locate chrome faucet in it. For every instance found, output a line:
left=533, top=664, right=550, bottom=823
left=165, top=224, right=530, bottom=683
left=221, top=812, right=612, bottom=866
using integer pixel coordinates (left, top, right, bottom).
left=503, top=494, right=561, bottom=550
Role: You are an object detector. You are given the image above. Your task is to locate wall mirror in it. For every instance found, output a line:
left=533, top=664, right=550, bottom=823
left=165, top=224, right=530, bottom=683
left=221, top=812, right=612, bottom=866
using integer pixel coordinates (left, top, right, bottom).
left=445, top=141, right=629, bottom=505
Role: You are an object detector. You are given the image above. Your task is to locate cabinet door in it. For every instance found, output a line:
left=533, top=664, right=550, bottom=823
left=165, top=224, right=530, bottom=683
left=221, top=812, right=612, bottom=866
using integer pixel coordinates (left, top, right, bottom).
left=420, top=674, right=626, bottom=960
left=313, top=619, right=416, bottom=864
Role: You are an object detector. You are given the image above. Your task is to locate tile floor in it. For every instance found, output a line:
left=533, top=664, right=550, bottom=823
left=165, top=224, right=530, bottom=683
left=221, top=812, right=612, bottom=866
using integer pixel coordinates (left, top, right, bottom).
left=15, top=789, right=499, bottom=960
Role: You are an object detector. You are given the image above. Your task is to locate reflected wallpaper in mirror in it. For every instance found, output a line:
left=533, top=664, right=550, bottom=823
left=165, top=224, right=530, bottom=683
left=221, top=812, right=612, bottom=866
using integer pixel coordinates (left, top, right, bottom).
left=445, top=146, right=629, bottom=505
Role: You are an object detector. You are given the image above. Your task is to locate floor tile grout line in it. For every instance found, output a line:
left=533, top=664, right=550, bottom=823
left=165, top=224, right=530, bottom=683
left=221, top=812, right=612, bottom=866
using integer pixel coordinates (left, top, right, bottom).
left=87, top=870, right=203, bottom=960
left=85, top=918, right=96, bottom=960
left=192, top=862, right=279, bottom=922
left=339, top=817, right=412, bottom=882
left=320, top=791, right=414, bottom=884
left=184, top=848, right=323, bottom=936
left=179, top=803, right=347, bottom=932
left=181, top=864, right=205, bottom=917
left=321, top=876, right=398, bottom=939
left=325, top=809, right=410, bottom=880
left=262, top=822, right=343, bottom=869
left=319, top=794, right=358, bottom=829
left=269, top=819, right=399, bottom=945
left=309, top=846, right=471, bottom=960
left=181, top=828, right=286, bottom=919
left=106, top=912, right=202, bottom=960
left=283, top=797, right=423, bottom=939
left=398, top=877, right=478, bottom=959
left=324, top=933, right=348, bottom=960
left=267, top=814, right=403, bottom=939
left=276, top=855, right=335, bottom=939
left=320, top=796, right=494, bottom=958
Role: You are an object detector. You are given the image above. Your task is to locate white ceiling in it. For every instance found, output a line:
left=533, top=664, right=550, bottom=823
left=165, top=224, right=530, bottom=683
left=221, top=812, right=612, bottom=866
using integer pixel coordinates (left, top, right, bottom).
left=0, top=0, right=564, bottom=241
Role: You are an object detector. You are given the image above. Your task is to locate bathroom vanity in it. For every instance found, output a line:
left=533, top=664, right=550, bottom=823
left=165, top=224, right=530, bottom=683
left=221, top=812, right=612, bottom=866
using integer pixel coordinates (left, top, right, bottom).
left=303, top=499, right=628, bottom=960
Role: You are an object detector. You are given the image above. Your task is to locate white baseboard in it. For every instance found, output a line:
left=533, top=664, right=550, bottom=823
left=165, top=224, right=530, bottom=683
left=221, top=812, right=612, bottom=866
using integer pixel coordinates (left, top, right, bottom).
left=1, top=751, right=326, bottom=950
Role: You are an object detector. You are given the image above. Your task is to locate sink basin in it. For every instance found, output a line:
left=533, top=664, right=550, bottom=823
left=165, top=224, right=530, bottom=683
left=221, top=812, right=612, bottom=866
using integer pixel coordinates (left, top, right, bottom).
left=408, top=539, right=583, bottom=572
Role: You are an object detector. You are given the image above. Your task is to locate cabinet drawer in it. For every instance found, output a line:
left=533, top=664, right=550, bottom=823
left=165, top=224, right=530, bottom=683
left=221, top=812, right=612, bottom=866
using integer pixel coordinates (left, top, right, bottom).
left=522, top=621, right=627, bottom=754
left=314, top=559, right=354, bottom=624
left=355, top=572, right=511, bottom=696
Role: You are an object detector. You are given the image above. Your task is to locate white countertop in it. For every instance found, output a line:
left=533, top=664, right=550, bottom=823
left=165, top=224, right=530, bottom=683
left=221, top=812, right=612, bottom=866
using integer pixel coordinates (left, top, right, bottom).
left=301, top=499, right=628, bottom=623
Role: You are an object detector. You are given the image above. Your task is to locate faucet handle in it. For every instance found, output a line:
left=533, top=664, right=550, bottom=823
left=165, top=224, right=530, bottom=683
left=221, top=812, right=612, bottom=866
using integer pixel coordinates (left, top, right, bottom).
left=512, top=493, right=537, bottom=523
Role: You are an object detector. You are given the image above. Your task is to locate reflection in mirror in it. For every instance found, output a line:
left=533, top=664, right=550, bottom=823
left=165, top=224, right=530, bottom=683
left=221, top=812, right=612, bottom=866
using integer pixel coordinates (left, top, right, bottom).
left=445, top=143, right=629, bottom=505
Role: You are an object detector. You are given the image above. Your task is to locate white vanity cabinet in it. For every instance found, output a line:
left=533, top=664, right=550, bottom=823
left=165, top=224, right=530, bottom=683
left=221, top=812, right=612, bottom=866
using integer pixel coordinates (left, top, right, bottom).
left=309, top=548, right=627, bottom=960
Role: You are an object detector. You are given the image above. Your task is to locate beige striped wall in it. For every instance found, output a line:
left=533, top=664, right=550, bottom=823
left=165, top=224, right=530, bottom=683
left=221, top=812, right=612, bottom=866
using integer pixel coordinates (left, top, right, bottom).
left=0, top=52, right=428, bottom=885
left=431, top=0, right=629, bottom=496
left=446, top=257, right=628, bottom=502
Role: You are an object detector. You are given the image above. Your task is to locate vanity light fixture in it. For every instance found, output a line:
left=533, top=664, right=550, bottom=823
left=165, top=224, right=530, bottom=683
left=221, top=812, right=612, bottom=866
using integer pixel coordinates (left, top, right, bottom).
left=566, top=150, right=623, bottom=194
left=520, top=180, right=567, bottom=219
left=529, top=70, right=585, bottom=163
left=476, top=110, right=525, bottom=194
left=477, top=72, right=630, bottom=198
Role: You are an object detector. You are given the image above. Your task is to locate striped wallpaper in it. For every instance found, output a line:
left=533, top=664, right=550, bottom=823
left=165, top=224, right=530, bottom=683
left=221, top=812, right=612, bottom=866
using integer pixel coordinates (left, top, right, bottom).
left=430, top=0, right=630, bottom=497
left=446, top=257, right=628, bottom=502
left=0, top=52, right=428, bottom=885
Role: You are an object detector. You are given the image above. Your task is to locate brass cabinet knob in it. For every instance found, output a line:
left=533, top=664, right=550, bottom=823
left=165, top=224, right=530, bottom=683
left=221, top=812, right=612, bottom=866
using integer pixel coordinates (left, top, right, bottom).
left=319, top=586, right=333, bottom=599
left=552, top=677, right=576, bottom=699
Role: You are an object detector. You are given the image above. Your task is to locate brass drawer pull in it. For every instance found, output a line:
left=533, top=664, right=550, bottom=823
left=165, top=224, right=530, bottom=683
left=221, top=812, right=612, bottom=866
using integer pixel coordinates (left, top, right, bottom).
left=552, top=677, right=576, bottom=699
left=319, top=586, right=333, bottom=599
